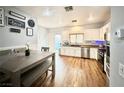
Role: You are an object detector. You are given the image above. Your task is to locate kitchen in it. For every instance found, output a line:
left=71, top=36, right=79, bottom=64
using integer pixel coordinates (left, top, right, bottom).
left=58, top=19, right=111, bottom=84
left=0, top=6, right=111, bottom=87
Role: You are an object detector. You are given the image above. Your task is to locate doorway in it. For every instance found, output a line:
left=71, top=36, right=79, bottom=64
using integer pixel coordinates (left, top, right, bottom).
left=55, top=34, right=61, bottom=51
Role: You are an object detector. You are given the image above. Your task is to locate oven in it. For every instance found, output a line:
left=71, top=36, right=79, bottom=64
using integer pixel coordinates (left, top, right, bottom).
left=105, top=43, right=110, bottom=78
left=106, top=45, right=110, bottom=57
left=97, top=48, right=106, bottom=72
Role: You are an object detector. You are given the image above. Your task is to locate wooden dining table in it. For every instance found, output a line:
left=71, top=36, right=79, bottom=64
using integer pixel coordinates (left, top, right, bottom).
left=0, top=50, right=55, bottom=87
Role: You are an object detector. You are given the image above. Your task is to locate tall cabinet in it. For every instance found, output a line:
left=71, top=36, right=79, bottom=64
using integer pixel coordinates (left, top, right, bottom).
left=101, top=21, right=111, bottom=86
left=100, top=22, right=111, bottom=41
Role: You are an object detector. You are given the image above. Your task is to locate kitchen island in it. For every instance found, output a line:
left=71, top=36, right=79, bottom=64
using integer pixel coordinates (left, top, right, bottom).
left=59, top=45, right=99, bottom=60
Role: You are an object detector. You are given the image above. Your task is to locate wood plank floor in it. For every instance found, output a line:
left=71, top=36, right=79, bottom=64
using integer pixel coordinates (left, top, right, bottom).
left=33, top=54, right=107, bottom=87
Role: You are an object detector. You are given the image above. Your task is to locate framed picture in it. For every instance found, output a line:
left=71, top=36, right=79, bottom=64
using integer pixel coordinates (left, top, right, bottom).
left=9, top=11, right=26, bottom=20
left=0, top=8, right=4, bottom=26
left=7, top=17, right=25, bottom=28
left=26, top=28, right=33, bottom=36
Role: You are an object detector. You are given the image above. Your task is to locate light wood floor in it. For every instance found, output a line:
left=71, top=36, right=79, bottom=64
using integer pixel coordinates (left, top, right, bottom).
left=33, top=54, right=107, bottom=87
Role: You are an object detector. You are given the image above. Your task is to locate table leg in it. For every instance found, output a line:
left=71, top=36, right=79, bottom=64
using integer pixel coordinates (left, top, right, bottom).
left=52, top=53, right=55, bottom=79
left=10, top=71, right=21, bottom=87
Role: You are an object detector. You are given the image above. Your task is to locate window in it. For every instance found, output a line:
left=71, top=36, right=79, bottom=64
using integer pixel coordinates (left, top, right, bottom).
left=69, top=33, right=84, bottom=44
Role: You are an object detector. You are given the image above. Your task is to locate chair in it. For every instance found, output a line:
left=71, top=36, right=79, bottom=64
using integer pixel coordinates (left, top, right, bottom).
left=41, top=47, right=51, bottom=80
left=0, top=49, right=12, bottom=56
left=41, top=47, right=49, bottom=52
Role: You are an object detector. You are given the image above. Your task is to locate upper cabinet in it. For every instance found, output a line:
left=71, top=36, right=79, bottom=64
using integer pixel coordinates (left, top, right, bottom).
left=106, top=22, right=111, bottom=41
left=100, top=22, right=111, bottom=41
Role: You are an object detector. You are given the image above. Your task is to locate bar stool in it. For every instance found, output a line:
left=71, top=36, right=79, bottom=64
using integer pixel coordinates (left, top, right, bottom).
left=41, top=47, right=51, bottom=78
left=41, top=47, right=49, bottom=52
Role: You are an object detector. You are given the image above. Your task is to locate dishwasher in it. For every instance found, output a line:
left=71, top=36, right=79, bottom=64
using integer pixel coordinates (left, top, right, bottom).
left=81, top=47, right=90, bottom=58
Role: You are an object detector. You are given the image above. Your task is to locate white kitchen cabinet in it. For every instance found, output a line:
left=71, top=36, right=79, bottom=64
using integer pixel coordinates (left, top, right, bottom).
left=74, top=47, right=81, bottom=57
left=106, top=22, right=111, bottom=41
left=60, top=48, right=65, bottom=54
left=100, top=22, right=111, bottom=40
left=90, top=48, right=98, bottom=60
left=60, top=47, right=81, bottom=57
left=100, top=27, right=103, bottom=40
left=66, top=47, right=74, bottom=56
left=60, top=47, right=98, bottom=59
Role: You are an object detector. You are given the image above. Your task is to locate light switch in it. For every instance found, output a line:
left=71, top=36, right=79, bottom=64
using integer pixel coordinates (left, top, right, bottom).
left=116, top=29, right=124, bottom=38
left=119, top=63, right=124, bottom=78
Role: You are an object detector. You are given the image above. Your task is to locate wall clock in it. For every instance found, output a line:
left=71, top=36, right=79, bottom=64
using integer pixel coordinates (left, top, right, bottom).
left=28, top=19, right=35, bottom=27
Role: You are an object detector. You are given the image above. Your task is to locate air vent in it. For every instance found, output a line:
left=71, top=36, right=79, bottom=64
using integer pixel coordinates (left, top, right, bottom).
left=72, top=20, right=77, bottom=23
left=64, top=6, right=73, bottom=12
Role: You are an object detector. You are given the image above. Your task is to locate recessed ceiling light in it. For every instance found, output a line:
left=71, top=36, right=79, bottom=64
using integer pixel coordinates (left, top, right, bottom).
left=88, top=14, right=94, bottom=21
left=42, top=8, right=54, bottom=16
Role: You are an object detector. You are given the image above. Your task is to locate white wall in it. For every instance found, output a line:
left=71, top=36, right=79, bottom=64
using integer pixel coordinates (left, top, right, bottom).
left=110, top=7, right=124, bottom=86
left=0, top=6, right=38, bottom=50
left=37, top=26, right=49, bottom=50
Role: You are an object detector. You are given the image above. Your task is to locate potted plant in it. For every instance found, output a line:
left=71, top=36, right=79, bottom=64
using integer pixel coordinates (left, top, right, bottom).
left=25, top=43, right=30, bottom=56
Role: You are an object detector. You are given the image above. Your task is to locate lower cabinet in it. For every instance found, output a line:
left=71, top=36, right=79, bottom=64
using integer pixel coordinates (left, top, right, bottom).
left=90, top=48, right=98, bottom=60
left=60, top=47, right=98, bottom=59
left=75, top=48, right=81, bottom=57
left=60, top=47, right=81, bottom=57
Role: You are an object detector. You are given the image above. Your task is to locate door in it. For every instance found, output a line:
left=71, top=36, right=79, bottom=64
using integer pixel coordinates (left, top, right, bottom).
left=55, top=34, right=62, bottom=51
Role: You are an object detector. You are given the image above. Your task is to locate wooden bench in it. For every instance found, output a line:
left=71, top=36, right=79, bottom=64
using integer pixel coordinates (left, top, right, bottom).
left=0, top=49, right=12, bottom=84
left=21, top=60, right=53, bottom=87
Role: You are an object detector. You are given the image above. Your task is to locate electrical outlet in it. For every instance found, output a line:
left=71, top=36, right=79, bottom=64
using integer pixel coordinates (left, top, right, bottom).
left=119, top=63, right=124, bottom=78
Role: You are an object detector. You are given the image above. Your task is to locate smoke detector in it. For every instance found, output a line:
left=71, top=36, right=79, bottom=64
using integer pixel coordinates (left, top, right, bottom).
left=64, top=6, right=73, bottom=12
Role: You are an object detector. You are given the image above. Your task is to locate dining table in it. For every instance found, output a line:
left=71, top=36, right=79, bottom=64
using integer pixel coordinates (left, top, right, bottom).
left=0, top=50, right=55, bottom=87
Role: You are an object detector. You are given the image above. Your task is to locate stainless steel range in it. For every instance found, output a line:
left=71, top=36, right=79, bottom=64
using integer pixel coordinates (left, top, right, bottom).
left=97, top=46, right=106, bottom=72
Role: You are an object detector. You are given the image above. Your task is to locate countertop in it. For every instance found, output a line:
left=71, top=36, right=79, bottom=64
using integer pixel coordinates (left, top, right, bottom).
left=62, top=44, right=99, bottom=48
left=81, top=45, right=99, bottom=48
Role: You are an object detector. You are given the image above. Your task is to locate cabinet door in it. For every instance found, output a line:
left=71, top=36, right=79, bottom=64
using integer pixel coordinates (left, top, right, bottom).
left=107, top=32, right=110, bottom=41
left=100, top=28, right=104, bottom=40
left=100, top=22, right=111, bottom=40
left=64, top=48, right=69, bottom=56
left=60, top=48, right=65, bottom=55
left=90, top=48, right=94, bottom=59
left=90, top=48, right=98, bottom=59
left=67, top=47, right=74, bottom=56
left=107, top=22, right=111, bottom=41
left=75, top=48, right=81, bottom=57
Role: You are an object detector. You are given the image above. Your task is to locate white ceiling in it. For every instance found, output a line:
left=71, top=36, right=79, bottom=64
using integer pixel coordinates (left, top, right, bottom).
left=15, top=6, right=110, bottom=28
